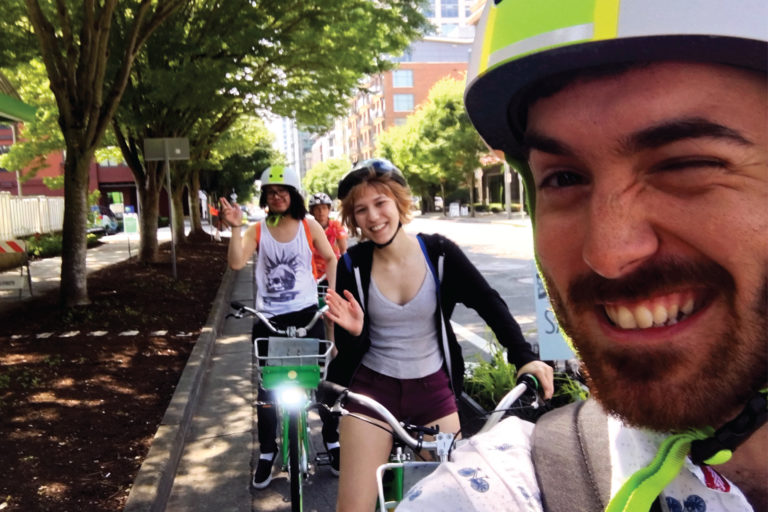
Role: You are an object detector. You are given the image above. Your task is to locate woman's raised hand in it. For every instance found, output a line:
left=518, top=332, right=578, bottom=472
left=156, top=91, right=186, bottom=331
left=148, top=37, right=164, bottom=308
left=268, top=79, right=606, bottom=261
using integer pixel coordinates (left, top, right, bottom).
left=324, top=289, right=364, bottom=337
left=219, top=197, right=242, bottom=227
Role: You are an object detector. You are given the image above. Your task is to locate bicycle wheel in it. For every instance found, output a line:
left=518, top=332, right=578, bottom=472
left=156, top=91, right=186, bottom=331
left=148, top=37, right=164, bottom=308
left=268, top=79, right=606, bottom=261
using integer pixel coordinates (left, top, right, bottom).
left=288, top=410, right=303, bottom=512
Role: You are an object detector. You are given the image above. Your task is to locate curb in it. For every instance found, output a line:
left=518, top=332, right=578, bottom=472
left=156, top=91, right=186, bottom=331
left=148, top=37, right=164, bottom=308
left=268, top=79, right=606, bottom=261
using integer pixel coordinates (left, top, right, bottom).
left=123, top=266, right=237, bottom=512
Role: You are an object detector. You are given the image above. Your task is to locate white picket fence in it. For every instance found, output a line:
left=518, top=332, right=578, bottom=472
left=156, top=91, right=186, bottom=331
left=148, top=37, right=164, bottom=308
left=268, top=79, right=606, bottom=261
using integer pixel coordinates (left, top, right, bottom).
left=0, top=191, right=65, bottom=240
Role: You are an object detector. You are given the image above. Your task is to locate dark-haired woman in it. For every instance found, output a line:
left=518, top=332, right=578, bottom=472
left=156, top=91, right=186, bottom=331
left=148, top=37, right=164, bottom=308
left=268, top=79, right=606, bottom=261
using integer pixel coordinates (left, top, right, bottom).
left=221, top=165, right=341, bottom=488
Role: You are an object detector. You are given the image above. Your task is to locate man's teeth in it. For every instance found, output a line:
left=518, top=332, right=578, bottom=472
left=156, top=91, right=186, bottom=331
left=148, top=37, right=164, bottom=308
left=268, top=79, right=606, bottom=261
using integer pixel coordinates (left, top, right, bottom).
left=605, top=297, right=695, bottom=329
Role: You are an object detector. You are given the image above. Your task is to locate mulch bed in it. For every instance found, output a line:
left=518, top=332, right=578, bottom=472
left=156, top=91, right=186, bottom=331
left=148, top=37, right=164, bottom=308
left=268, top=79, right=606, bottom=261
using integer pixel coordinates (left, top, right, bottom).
left=0, top=236, right=229, bottom=511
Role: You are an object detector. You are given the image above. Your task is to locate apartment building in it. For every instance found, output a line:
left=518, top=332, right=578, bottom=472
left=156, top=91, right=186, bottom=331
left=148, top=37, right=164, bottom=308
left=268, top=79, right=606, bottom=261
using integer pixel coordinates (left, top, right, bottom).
left=309, top=37, right=471, bottom=168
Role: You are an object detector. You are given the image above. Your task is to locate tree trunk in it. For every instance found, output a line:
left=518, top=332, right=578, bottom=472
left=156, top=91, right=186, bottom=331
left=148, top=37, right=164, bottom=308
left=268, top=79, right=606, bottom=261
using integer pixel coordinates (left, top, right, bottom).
left=135, top=161, right=162, bottom=263
left=59, top=148, right=94, bottom=307
left=171, top=182, right=187, bottom=245
left=188, top=168, right=204, bottom=236
left=469, top=171, right=476, bottom=218
left=440, top=182, right=447, bottom=217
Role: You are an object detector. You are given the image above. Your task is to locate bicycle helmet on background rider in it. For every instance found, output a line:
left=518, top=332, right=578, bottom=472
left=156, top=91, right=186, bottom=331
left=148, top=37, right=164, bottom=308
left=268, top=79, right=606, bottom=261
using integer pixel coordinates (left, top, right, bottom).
left=258, top=165, right=304, bottom=210
left=464, top=0, right=768, bottom=217
left=337, top=158, right=407, bottom=201
left=308, top=192, right=333, bottom=209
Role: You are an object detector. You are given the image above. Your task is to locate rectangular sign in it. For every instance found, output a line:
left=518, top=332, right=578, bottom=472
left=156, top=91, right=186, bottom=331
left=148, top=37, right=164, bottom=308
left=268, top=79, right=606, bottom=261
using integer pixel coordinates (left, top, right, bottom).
left=0, top=275, right=25, bottom=290
left=143, top=137, right=190, bottom=161
left=123, top=213, right=139, bottom=234
left=534, top=272, right=575, bottom=361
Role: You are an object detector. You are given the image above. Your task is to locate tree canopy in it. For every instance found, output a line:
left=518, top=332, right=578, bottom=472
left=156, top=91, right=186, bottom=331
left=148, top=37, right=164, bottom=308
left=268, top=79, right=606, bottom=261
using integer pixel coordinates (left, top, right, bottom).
left=303, top=157, right=351, bottom=199
left=1, top=0, right=427, bottom=304
left=378, top=75, right=488, bottom=211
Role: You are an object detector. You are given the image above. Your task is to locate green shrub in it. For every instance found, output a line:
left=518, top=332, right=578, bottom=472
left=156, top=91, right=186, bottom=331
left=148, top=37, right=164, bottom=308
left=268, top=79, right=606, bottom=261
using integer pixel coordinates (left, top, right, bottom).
left=24, top=232, right=102, bottom=259
left=464, top=337, right=589, bottom=422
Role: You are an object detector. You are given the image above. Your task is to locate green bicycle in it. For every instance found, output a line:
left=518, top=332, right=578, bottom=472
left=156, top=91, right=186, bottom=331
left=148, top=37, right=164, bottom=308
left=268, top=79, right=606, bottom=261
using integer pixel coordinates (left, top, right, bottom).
left=229, top=302, right=333, bottom=512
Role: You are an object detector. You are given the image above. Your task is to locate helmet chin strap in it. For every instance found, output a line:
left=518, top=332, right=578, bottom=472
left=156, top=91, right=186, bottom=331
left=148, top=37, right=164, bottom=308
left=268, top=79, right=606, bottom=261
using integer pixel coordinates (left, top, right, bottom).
left=373, top=222, right=402, bottom=249
left=606, top=389, right=768, bottom=512
left=266, top=213, right=282, bottom=227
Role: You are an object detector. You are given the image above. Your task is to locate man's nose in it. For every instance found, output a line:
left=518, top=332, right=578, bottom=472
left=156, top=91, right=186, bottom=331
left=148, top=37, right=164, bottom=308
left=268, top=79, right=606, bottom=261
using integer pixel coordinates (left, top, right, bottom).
left=582, top=187, right=658, bottom=279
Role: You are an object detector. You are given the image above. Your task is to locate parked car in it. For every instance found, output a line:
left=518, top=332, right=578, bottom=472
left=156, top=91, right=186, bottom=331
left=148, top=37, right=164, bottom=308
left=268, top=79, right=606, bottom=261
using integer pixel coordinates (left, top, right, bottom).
left=89, top=205, right=119, bottom=235
left=434, top=196, right=444, bottom=211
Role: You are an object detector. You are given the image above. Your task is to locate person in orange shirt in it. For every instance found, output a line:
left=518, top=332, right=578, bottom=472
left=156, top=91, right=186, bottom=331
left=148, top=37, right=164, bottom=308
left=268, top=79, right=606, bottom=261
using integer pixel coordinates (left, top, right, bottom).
left=308, top=192, right=347, bottom=279
left=309, top=192, right=347, bottom=345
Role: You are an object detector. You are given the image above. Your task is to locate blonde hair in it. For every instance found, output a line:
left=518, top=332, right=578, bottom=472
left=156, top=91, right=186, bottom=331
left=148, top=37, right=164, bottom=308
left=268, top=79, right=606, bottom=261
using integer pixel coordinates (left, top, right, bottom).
left=339, top=171, right=412, bottom=238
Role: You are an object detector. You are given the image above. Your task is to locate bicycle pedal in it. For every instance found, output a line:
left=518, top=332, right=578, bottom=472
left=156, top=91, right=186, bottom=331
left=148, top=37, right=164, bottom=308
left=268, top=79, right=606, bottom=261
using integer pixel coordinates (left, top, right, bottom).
left=315, top=452, right=330, bottom=465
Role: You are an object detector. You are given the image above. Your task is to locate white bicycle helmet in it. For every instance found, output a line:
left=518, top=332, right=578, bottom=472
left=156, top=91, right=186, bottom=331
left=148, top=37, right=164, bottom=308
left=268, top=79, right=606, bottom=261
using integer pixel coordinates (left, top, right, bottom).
left=308, top=192, right=333, bottom=208
left=465, top=0, right=768, bottom=161
left=259, top=165, right=302, bottom=193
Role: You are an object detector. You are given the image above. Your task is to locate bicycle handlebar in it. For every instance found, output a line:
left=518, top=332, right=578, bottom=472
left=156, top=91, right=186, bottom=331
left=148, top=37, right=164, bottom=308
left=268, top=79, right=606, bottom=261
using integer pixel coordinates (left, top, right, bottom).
left=228, top=301, right=328, bottom=337
left=477, top=373, right=540, bottom=434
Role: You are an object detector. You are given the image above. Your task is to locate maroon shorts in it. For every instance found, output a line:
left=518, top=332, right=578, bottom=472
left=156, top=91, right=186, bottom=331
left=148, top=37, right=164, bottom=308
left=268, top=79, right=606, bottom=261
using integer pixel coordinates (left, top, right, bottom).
left=346, top=365, right=457, bottom=427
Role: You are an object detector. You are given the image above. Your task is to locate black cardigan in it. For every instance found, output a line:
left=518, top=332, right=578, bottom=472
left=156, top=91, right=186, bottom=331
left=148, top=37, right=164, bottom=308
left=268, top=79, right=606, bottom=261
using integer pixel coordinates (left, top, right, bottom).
left=326, top=233, right=538, bottom=397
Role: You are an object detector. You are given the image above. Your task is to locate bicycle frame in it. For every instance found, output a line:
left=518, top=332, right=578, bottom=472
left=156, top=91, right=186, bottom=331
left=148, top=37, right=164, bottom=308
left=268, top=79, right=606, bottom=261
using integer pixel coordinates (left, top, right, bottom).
left=255, top=337, right=333, bottom=512
left=229, top=302, right=333, bottom=512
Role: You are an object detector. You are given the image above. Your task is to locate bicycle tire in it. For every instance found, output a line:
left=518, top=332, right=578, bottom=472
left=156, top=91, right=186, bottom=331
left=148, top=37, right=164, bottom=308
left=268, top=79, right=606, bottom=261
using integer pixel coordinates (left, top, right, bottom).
left=288, top=410, right=303, bottom=512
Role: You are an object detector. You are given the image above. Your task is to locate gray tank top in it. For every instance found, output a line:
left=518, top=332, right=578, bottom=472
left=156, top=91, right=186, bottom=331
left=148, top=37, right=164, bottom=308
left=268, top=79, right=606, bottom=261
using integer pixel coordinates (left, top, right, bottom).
left=361, top=260, right=443, bottom=379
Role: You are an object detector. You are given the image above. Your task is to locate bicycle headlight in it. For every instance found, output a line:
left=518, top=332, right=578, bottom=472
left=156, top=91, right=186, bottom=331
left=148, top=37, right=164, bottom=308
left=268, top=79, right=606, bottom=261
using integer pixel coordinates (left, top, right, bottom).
left=279, top=385, right=304, bottom=408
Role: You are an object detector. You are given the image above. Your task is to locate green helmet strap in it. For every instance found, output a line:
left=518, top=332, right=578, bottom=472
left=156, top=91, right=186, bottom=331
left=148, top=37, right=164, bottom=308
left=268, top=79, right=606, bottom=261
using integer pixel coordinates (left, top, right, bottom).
left=607, top=389, right=768, bottom=512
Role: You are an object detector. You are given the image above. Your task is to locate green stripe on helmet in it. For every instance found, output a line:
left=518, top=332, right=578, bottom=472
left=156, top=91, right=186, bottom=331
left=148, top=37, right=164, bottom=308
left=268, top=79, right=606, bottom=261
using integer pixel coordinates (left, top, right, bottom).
left=482, top=0, right=597, bottom=74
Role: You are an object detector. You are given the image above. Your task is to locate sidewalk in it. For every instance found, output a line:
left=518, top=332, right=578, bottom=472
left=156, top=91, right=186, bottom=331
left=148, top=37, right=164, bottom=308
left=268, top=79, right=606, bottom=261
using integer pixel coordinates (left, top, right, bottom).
left=0, top=230, right=167, bottom=307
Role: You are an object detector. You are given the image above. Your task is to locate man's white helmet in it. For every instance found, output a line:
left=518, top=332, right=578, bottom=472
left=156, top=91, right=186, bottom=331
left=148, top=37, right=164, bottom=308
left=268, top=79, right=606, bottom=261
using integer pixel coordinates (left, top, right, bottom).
left=465, top=0, right=768, bottom=160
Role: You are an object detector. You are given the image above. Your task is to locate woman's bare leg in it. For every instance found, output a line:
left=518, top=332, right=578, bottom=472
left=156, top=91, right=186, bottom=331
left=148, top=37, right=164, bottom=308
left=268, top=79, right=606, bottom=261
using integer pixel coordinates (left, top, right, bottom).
left=336, top=415, right=393, bottom=512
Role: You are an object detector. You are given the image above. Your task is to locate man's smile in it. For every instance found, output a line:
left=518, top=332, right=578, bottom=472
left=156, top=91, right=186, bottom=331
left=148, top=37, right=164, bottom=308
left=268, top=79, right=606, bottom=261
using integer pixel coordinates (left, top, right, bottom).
left=603, top=291, right=700, bottom=329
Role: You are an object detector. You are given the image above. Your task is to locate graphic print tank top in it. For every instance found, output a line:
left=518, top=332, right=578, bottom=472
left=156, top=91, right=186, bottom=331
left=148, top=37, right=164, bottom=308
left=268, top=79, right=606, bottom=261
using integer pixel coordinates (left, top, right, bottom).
left=255, top=219, right=318, bottom=316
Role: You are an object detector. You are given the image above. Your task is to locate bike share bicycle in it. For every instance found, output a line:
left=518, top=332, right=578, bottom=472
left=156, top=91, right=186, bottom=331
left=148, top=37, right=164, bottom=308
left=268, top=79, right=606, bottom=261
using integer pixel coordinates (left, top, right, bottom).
left=229, top=302, right=334, bottom=512
left=320, top=374, right=542, bottom=511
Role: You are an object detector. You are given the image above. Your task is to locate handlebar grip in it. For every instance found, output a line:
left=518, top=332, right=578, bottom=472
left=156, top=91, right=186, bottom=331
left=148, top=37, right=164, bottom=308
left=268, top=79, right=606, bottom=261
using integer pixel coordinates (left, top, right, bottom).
left=517, top=373, right=540, bottom=392
left=318, top=380, right=348, bottom=397
left=231, top=301, right=245, bottom=309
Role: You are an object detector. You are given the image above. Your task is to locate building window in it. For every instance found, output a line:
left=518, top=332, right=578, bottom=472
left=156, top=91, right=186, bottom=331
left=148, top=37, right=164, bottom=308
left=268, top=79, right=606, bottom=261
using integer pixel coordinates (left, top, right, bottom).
left=440, top=23, right=458, bottom=36
left=392, top=69, right=413, bottom=88
left=393, top=94, right=414, bottom=112
left=394, top=117, right=407, bottom=126
left=441, top=0, right=458, bottom=17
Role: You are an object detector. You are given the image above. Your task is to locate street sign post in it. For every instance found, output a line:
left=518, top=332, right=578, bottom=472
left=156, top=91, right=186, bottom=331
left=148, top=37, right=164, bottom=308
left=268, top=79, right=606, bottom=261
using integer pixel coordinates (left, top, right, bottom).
left=143, top=137, right=190, bottom=279
left=123, top=213, right=139, bottom=258
left=534, top=272, right=574, bottom=361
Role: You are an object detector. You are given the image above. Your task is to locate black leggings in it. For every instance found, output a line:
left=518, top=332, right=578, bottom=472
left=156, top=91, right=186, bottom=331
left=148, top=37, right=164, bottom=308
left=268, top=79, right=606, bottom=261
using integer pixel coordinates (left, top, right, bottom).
left=254, top=306, right=339, bottom=454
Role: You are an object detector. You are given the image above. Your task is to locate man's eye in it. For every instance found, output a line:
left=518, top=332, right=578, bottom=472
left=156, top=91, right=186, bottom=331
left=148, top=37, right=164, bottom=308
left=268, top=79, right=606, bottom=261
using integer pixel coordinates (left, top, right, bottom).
left=654, top=157, right=727, bottom=172
left=539, top=171, right=586, bottom=189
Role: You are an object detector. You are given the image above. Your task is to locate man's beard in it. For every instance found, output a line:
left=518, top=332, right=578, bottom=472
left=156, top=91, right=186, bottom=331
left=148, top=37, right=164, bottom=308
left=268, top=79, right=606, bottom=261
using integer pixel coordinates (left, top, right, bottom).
left=543, top=258, right=768, bottom=431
